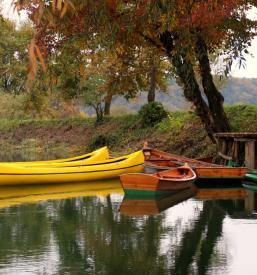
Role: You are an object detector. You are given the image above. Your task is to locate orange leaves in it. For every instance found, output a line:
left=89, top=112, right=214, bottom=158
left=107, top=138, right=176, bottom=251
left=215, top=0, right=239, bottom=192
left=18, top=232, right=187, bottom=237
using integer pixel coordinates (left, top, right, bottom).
left=178, top=0, right=241, bottom=29
left=60, top=2, right=68, bottom=18
left=27, top=38, right=47, bottom=85
left=107, top=0, right=117, bottom=11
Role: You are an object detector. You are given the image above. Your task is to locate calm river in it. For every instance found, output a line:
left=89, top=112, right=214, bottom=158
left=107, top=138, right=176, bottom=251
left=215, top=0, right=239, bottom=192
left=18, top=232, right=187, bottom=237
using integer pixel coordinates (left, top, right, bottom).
left=0, top=151, right=256, bottom=275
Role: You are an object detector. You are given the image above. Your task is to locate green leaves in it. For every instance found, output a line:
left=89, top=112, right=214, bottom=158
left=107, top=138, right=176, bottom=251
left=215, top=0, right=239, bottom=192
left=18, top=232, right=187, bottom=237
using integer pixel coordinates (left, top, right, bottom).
left=139, top=101, right=168, bottom=127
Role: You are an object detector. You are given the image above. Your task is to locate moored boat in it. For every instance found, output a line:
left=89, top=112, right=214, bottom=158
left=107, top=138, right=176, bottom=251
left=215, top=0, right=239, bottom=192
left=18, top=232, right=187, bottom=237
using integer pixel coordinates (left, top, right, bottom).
left=245, top=170, right=257, bottom=183
left=0, top=146, right=109, bottom=167
left=143, top=148, right=248, bottom=181
left=0, top=150, right=144, bottom=186
left=120, top=165, right=197, bottom=197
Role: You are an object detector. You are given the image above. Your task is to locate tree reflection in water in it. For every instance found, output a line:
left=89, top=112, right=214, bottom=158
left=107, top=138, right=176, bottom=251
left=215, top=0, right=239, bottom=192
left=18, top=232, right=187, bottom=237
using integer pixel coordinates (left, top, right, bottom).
left=0, top=190, right=256, bottom=274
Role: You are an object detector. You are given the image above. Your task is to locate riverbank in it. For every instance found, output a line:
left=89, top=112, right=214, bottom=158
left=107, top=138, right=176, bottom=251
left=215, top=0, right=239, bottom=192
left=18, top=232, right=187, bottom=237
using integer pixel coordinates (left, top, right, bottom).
left=0, top=104, right=256, bottom=160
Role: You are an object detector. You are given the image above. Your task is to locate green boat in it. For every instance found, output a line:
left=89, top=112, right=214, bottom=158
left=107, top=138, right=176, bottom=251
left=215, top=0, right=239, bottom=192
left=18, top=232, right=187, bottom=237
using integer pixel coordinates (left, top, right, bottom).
left=245, top=170, right=257, bottom=183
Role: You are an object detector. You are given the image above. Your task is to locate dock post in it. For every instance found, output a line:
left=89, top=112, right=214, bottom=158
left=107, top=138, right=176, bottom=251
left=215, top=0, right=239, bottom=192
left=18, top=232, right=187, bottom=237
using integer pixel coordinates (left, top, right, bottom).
left=245, top=140, right=255, bottom=169
left=245, top=190, right=255, bottom=213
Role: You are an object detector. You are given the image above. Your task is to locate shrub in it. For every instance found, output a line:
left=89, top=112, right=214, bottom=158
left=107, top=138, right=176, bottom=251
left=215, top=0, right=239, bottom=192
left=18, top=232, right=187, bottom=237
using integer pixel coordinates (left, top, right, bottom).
left=139, top=102, right=168, bottom=127
left=89, top=133, right=119, bottom=150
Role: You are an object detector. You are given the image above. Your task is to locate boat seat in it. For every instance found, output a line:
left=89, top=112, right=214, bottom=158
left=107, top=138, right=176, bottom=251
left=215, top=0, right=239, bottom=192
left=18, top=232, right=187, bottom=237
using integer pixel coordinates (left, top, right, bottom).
left=159, top=174, right=185, bottom=179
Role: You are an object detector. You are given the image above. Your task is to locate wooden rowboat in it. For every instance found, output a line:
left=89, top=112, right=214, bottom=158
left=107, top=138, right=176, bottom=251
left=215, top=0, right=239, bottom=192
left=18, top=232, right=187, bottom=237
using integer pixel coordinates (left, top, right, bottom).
left=195, top=167, right=248, bottom=181
left=0, top=150, right=144, bottom=186
left=0, top=146, right=109, bottom=167
left=143, top=148, right=220, bottom=171
left=143, top=148, right=248, bottom=181
left=120, top=165, right=197, bottom=197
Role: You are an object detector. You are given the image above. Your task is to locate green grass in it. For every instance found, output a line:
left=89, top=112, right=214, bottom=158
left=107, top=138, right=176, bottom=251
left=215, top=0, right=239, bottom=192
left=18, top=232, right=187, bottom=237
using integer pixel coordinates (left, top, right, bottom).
left=226, top=104, right=257, bottom=132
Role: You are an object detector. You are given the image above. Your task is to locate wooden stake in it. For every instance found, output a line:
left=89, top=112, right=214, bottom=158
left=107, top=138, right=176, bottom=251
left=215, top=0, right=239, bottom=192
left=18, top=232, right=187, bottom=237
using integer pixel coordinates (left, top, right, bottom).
left=245, top=140, right=255, bottom=169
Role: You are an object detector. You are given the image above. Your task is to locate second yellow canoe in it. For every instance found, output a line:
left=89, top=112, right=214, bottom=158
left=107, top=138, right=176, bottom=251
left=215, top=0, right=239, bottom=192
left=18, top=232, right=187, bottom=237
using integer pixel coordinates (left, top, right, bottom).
left=0, top=146, right=109, bottom=167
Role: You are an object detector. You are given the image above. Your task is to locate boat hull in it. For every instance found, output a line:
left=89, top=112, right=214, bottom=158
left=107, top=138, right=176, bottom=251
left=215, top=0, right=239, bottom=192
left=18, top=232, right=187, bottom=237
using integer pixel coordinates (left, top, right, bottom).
left=145, top=161, right=248, bottom=181
left=120, top=166, right=196, bottom=196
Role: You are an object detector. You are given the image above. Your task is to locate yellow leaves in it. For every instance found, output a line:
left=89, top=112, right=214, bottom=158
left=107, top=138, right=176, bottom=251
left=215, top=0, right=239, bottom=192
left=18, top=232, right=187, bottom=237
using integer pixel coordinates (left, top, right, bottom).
left=66, top=0, right=76, bottom=10
left=60, top=2, right=68, bottom=18
left=57, top=0, right=63, bottom=11
left=116, top=44, right=124, bottom=55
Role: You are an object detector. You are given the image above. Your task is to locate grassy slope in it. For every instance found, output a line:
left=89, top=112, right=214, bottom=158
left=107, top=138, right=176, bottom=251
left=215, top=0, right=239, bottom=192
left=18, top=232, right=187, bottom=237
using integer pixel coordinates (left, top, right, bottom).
left=0, top=104, right=256, bottom=159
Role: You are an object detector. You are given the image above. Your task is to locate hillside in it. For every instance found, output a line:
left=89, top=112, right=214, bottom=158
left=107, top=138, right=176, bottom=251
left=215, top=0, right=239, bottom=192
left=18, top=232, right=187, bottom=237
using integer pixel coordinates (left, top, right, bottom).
left=109, top=77, right=257, bottom=114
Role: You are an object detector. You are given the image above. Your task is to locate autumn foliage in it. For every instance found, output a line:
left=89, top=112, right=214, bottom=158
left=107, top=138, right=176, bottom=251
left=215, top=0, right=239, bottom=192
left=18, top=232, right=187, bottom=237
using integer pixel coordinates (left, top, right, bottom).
left=14, top=0, right=257, bottom=138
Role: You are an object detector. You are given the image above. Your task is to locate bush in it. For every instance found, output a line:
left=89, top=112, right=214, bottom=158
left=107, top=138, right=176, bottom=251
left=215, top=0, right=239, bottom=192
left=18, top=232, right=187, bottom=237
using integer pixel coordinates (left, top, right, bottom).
left=139, top=102, right=168, bottom=127
left=89, top=133, right=119, bottom=150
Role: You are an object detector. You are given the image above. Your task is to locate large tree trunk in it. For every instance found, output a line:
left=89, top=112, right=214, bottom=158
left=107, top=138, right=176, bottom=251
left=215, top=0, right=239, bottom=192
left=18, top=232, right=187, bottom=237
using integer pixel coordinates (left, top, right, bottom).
left=195, top=35, right=230, bottom=132
left=172, top=52, right=217, bottom=143
left=148, top=61, right=157, bottom=102
left=160, top=31, right=216, bottom=141
left=104, top=91, right=113, bottom=116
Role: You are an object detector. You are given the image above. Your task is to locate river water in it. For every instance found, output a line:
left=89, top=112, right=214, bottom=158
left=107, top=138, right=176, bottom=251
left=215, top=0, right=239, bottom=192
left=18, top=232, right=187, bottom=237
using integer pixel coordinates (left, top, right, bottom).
left=0, top=152, right=256, bottom=275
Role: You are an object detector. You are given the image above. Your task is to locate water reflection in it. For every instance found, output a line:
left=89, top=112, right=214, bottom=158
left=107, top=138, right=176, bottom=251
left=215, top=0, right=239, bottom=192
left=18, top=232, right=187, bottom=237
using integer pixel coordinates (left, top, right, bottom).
left=0, top=179, right=123, bottom=209
left=0, top=181, right=257, bottom=274
left=120, top=185, right=197, bottom=216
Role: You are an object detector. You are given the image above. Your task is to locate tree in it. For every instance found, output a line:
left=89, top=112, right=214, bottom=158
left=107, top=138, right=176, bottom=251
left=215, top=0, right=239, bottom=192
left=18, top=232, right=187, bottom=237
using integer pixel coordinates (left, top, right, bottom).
left=0, top=18, right=33, bottom=94
left=15, top=0, right=257, bottom=141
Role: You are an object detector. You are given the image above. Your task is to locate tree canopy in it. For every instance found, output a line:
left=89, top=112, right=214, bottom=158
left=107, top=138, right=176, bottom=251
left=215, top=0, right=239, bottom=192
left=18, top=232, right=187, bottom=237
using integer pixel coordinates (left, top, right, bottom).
left=14, top=0, right=257, bottom=140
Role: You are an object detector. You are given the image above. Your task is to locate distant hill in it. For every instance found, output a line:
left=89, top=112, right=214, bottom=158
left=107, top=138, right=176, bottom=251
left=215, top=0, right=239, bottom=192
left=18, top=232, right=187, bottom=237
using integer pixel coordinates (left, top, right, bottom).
left=110, top=77, right=257, bottom=113
left=221, top=78, right=257, bottom=105
left=84, top=77, right=257, bottom=115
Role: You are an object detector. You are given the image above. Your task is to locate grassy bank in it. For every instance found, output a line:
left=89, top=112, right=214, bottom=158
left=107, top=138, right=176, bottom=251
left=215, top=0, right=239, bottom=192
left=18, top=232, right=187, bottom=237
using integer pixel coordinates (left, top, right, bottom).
left=0, top=104, right=256, bottom=160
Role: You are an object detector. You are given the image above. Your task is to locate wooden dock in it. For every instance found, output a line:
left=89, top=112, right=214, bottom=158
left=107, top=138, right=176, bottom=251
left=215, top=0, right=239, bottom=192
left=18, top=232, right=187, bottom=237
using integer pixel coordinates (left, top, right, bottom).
left=214, top=132, right=257, bottom=169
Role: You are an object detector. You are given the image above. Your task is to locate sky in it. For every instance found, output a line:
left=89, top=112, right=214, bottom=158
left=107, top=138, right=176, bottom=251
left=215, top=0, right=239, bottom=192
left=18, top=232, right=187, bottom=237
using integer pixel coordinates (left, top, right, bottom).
left=1, top=0, right=257, bottom=78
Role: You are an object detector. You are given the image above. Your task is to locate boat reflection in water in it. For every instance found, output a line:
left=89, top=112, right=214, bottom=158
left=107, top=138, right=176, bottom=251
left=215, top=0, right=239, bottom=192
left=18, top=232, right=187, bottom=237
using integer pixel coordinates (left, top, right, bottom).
left=120, top=182, right=256, bottom=217
left=120, top=184, right=198, bottom=216
left=1, top=178, right=257, bottom=274
left=0, top=179, right=123, bottom=209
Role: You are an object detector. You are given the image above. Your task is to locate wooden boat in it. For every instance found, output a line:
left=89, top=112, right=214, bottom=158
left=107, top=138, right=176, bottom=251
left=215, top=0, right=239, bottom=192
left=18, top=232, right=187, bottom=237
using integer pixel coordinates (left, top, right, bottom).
left=143, top=147, right=219, bottom=172
left=0, top=179, right=123, bottom=209
left=120, top=165, right=197, bottom=197
left=143, top=148, right=248, bottom=181
left=120, top=185, right=197, bottom=216
left=0, top=146, right=109, bottom=167
left=0, top=150, right=144, bottom=186
left=195, top=167, right=248, bottom=180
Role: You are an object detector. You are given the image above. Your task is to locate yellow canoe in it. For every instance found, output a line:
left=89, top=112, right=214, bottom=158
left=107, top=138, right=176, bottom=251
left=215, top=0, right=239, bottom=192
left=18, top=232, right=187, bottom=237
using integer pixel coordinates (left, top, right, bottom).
left=0, top=146, right=109, bottom=167
left=0, top=179, right=124, bottom=209
left=0, top=150, right=144, bottom=186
